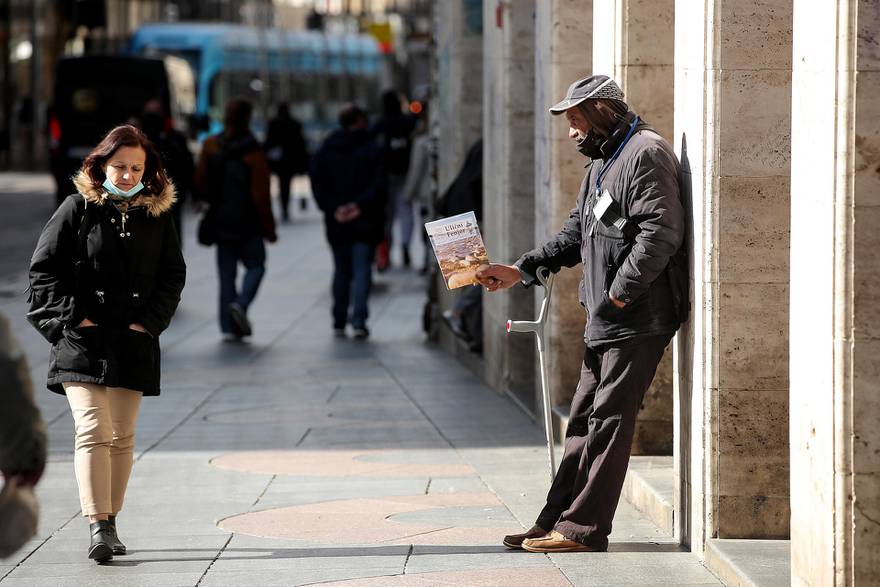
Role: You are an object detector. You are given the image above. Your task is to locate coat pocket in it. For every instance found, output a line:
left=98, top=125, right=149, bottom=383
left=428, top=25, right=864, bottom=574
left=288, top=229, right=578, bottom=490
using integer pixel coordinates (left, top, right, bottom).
left=53, top=326, right=106, bottom=376
left=118, top=329, right=160, bottom=389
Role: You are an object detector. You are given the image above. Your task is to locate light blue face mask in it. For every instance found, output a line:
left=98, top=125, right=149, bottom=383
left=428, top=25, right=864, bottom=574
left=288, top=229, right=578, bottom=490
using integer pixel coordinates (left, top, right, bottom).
left=102, top=177, right=144, bottom=199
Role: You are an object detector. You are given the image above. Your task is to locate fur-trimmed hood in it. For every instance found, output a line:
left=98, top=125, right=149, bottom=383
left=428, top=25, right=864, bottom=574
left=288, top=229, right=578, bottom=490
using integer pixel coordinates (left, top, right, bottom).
left=72, top=170, right=176, bottom=218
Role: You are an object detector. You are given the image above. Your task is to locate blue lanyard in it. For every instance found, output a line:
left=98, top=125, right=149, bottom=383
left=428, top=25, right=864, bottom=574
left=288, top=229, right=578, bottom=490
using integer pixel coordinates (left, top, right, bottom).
left=594, top=116, right=640, bottom=194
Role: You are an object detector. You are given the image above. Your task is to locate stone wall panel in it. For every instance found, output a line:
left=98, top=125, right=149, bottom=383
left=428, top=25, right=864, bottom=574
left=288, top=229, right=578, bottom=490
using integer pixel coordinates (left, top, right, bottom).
left=718, top=282, right=789, bottom=391
left=716, top=495, right=790, bottom=539
left=853, top=470, right=880, bottom=584
left=718, top=0, right=793, bottom=69
left=853, top=340, right=880, bottom=474
left=717, top=388, right=789, bottom=496
left=718, top=69, right=791, bottom=177
left=626, top=0, right=675, bottom=64
left=855, top=70, right=880, bottom=206
left=622, top=64, right=675, bottom=139
left=857, top=0, right=880, bottom=70
left=717, top=176, right=790, bottom=284
left=853, top=206, right=880, bottom=339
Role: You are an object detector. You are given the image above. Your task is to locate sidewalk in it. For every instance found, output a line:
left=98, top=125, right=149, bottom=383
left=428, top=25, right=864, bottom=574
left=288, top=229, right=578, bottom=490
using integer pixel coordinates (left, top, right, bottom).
left=0, top=207, right=721, bottom=586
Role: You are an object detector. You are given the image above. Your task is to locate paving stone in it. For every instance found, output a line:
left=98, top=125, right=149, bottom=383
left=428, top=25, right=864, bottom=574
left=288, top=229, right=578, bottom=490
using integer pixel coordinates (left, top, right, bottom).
left=319, top=567, right=573, bottom=586
left=552, top=551, right=720, bottom=586
left=705, top=538, right=790, bottom=587
left=0, top=572, right=207, bottom=587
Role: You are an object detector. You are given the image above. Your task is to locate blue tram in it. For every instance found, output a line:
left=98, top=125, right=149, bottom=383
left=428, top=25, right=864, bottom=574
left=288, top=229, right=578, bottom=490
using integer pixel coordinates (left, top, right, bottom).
left=129, top=22, right=384, bottom=141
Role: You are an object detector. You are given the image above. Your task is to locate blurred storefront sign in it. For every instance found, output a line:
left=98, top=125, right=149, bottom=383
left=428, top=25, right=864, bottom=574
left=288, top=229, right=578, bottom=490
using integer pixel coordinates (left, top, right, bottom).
left=368, top=21, right=393, bottom=54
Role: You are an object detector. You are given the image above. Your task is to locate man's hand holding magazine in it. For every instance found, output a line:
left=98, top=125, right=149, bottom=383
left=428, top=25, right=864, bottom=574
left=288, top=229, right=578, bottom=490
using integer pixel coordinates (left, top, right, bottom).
left=475, top=265, right=519, bottom=292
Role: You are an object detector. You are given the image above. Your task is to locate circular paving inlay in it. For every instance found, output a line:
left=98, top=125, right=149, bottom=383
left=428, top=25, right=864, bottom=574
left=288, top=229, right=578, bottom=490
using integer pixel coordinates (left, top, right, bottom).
left=218, top=492, right=520, bottom=546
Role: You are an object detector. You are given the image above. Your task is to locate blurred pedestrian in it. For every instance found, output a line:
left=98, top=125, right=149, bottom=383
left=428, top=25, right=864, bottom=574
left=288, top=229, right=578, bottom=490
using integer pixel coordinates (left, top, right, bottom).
left=310, top=104, right=386, bottom=339
left=400, top=103, right=432, bottom=272
left=264, top=102, right=310, bottom=221
left=477, top=75, right=687, bottom=553
left=372, top=90, right=416, bottom=270
left=27, top=124, right=186, bottom=562
left=140, top=108, right=194, bottom=243
left=194, top=98, right=277, bottom=341
left=435, top=139, right=484, bottom=352
left=0, top=312, right=46, bottom=559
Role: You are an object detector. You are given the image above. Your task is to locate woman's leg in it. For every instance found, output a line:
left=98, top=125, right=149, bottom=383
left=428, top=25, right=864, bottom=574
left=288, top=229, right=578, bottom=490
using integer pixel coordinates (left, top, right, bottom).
left=107, top=387, right=143, bottom=515
left=64, top=383, right=112, bottom=521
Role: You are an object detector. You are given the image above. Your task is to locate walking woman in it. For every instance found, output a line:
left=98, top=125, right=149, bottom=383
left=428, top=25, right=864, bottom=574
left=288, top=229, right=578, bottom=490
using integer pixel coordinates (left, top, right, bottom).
left=27, top=125, right=185, bottom=562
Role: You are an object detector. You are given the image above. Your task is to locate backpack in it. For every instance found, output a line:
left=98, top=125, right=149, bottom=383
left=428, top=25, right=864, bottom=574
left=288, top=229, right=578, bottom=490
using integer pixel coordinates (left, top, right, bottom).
left=665, top=244, right=690, bottom=325
left=379, top=118, right=413, bottom=176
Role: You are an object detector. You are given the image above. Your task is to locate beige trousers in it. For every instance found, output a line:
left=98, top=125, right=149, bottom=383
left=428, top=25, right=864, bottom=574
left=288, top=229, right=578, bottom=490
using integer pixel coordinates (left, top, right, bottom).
left=63, top=383, right=142, bottom=517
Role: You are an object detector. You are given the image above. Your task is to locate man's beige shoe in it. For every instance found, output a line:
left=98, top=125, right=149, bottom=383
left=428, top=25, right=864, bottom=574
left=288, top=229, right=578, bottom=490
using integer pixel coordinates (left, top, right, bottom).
left=521, top=530, right=601, bottom=553
left=502, top=525, right=548, bottom=549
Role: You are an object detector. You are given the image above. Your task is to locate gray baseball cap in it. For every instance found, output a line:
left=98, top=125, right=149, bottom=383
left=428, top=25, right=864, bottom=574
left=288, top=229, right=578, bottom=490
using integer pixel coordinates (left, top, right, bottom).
left=549, top=75, right=625, bottom=115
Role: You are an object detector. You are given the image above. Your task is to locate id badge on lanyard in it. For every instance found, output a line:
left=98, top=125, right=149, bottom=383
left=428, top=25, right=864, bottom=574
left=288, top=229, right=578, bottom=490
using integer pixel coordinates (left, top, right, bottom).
left=585, top=116, right=640, bottom=236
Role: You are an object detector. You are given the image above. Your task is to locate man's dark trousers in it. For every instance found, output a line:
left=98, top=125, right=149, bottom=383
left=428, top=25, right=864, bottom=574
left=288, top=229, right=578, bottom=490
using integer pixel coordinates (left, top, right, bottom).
left=535, top=333, right=671, bottom=551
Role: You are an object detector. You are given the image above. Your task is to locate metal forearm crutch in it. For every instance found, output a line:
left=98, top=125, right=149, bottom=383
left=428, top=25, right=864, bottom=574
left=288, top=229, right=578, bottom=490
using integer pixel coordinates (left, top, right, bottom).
left=506, top=266, right=556, bottom=481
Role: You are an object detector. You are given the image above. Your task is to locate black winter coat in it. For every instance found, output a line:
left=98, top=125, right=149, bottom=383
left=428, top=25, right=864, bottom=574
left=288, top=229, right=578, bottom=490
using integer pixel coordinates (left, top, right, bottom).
left=28, top=171, right=186, bottom=395
left=517, top=120, right=685, bottom=346
left=310, top=128, right=387, bottom=246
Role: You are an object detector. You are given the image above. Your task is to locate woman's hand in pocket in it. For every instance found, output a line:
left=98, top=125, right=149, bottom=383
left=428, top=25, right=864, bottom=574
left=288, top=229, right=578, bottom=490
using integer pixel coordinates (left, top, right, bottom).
left=128, top=323, right=149, bottom=335
left=77, top=318, right=97, bottom=328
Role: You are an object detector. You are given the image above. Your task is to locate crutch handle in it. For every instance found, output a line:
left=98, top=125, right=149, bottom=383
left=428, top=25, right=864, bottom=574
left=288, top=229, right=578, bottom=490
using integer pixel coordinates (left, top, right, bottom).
left=507, top=319, right=539, bottom=334
left=536, top=266, right=553, bottom=289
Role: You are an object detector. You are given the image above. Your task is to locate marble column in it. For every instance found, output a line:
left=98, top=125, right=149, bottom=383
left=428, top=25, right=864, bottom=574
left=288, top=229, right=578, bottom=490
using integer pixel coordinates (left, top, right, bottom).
left=533, top=0, right=592, bottom=415
left=592, top=0, right=676, bottom=455
left=673, top=0, right=792, bottom=549
left=790, top=0, right=880, bottom=583
left=482, top=0, right=537, bottom=402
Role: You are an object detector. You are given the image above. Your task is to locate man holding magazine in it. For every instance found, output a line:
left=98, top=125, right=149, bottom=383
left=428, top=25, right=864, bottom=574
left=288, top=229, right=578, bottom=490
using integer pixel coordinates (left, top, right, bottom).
left=476, top=75, right=687, bottom=553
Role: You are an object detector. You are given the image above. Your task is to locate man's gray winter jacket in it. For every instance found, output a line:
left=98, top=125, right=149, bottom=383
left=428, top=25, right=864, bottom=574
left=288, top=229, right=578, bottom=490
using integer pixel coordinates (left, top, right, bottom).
left=517, top=122, right=686, bottom=346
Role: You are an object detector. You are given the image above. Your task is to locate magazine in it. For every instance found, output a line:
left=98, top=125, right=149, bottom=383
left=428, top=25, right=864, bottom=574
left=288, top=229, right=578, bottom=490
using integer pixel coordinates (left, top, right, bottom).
left=424, top=211, right=490, bottom=289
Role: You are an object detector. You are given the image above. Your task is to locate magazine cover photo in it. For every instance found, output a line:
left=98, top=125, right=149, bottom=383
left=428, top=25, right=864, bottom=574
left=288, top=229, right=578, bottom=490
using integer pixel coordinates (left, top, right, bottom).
left=425, top=211, right=490, bottom=289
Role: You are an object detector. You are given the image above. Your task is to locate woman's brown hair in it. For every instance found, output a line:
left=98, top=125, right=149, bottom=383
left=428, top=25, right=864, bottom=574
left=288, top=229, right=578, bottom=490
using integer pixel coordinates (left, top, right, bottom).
left=81, top=125, right=169, bottom=196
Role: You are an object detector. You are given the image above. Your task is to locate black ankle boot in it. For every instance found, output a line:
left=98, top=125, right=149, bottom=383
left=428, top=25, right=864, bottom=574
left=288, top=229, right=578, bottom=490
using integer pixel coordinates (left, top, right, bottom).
left=107, top=515, right=127, bottom=555
left=88, top=520, right=114, bottom=562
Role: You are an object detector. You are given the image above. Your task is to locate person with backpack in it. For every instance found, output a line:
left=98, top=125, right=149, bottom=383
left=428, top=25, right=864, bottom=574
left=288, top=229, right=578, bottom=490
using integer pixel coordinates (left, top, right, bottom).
left=194, top=99, right=277, bottom=341
left=264, top=102, right=310, bottom=221
left=476, top=75, right=687, bottom=553
left=27, top=125, right=185, bottom=562
left=310, top=104, right=386, bottom=339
